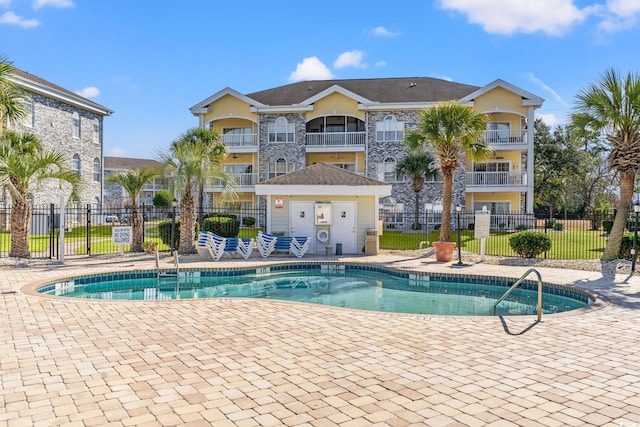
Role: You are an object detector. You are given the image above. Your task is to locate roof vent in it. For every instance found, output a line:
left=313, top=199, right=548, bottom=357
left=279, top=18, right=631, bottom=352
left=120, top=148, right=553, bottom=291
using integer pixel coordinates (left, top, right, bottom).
left=409, top=82, right=417, bottom=87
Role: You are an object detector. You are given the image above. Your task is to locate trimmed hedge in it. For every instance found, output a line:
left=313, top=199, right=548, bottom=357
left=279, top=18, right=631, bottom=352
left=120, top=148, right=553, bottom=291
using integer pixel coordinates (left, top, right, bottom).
left=157, top=220, right=200, bottom=248
left=201, top=216, right=239, bottom=237
left=509, top=231, right=552, bottom=258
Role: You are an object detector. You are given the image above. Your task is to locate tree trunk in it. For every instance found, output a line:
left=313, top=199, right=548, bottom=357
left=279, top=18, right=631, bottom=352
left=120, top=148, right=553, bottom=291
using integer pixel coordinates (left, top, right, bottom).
left=439, top=169, right=454, bottom=242
left=179, top=187, right=197, bottom=254
left=130, top=203, right=144, bottom=252
left=413, top=190, right=421, bottom=230
left=10, top=197, right=31, bottom=258
left=197, top=183, right=204, bottom=227
left=602, top=170, right=635, bottom=260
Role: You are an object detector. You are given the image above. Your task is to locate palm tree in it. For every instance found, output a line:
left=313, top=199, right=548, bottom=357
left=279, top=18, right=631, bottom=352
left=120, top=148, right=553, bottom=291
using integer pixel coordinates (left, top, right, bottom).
left=159, top=129, right=229, bottom=254
left=106, top=168, right=158, bottom=252
left=395, top=149, right=439, bottom=230
left=173, top=127, right=226, bottom=225
left=571, top=69, right=640, bottom=260
left=0, top=130, right=80, bottom=258
left=406, top=102, right=489, bottom=243
left=0, top=56, right=26, bottom=128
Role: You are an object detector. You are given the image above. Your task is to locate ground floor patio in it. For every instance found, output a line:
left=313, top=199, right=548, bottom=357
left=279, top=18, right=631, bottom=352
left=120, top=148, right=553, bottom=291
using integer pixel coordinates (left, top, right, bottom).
left=1, top=252, right=639, bottom=426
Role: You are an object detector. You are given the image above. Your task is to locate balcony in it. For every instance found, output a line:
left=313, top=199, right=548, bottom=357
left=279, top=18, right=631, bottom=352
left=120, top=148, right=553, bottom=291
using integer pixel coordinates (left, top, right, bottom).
left=204, top=173, right=257, bottom=192
left=222, top=133, right=258, bottom=151
left=466, top=171, right=527, bottom=188
left=305, top=132, right=366, bottom=151
left=484, top=129, right=528, bottom=145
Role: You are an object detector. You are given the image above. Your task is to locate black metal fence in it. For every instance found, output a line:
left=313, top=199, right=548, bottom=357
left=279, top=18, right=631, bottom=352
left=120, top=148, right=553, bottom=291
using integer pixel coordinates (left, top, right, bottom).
left=378, top=210, right=619, bottom=260
left=0, top=204, right=267, bottom=259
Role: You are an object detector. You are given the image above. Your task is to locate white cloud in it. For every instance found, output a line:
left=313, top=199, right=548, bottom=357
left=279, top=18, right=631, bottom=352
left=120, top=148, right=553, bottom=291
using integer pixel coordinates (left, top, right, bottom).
left=526, top=73, right=568, bottom=106
left=598, top=0, right=640, bottom=32
left=438, top=0, right=590, bottom=36
left=75, top=86, right=100, bottom=99
left=0, top=0, right=11, bottom=7
left=288, top=57, right=334, bottom=82
left=108, top=147, right=127, bottom=157
left=0, top=11, right=39, bottom=27
left=372, top=26, right=399, bottom=37
left=33, top=0, right=74, bottom=9
left=334, top=50, right=367, bottom=69
left=536, top=112, right=565, bottom=128
left=375, top=60, right=387, bottom=68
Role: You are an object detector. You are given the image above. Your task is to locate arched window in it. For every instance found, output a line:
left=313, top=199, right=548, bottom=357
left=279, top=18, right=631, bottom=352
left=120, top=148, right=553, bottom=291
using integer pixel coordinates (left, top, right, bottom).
left=72, top=154, right=81, bottom=177
left=93, top=158, right=101, bottom=182
left=377, top=156, right=400, bottom=182
left=268, top=158, right=289, bottom=179
left=268, top=117, right=295, bottom=143
left=72, top=112, right=80, bottom=138
left=93, top=118, right=100, bottom=144
left=375, top=115, right=404, bottom=142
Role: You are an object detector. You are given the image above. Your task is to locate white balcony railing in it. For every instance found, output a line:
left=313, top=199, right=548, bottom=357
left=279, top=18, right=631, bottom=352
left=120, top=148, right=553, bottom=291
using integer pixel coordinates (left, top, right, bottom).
left=205, top=173, right=257, bottom=191
left=484, top=129, right=527, bottom=144
left=222, top=133, right=258, bottom=147
left=305, top=132, right=366, bottom=147
left=466, top=171, right=527, bottom=186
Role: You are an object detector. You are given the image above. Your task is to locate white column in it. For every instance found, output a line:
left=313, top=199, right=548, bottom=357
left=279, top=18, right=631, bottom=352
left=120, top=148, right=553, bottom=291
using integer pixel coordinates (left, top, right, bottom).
left=526, top=107, right=535, bottom=213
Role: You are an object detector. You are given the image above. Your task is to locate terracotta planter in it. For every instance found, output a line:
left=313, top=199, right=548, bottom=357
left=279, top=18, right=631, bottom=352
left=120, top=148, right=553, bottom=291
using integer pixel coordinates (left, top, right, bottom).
left=432, top=241, right=456, bottom=262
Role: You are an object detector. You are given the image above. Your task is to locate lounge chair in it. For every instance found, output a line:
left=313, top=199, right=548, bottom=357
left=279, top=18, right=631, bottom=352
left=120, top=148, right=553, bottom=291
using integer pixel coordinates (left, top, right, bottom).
left=206, top=232, right=254, bottom=260
left=256, top=232, right=310, bottom=258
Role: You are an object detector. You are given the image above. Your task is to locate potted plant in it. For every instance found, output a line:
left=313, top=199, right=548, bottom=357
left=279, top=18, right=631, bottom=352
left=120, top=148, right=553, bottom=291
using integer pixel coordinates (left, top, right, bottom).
left=406, top=102, right=489, bottom=262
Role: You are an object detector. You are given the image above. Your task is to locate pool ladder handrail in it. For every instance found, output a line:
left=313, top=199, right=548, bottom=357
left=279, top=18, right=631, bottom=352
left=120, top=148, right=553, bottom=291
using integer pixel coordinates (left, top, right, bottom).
left=155, top=249, right=160, bottom=280
left=493, top=268, right=543, bottom=322
left=173, top=251, right=179, bottom=276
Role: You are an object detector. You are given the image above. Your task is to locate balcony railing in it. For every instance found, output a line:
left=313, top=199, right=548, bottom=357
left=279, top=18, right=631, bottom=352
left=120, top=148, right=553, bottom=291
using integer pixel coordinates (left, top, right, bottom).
left=305, top=132, right=366, bottom=147
left=204, top=173, right=257, bottom=191
left=466, top=171, right=527, bottom=186
left=484, top=129, right=527, bottom=144
left=222, top=134, right=258, bottom=147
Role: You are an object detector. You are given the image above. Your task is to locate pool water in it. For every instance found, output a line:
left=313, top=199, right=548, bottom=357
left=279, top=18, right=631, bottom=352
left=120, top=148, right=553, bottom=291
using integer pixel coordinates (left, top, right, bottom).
left=37, top=265, right=592, bottom=316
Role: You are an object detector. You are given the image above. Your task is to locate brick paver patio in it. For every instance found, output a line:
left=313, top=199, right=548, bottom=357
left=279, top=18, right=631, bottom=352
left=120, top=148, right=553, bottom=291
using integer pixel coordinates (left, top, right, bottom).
left=1, top=252, right=639, bottom=426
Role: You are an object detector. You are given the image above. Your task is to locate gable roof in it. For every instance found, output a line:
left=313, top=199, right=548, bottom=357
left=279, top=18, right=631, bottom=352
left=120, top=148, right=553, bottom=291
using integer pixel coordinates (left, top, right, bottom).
left=460, top=79, right=545, bottom=106
left=246, top=77, right=480, bottom=106
left=11, top=68, right=113, bottom=116
left=255, top=163, right=392, bottom=197
left=104, top=157, right=164, bottom=171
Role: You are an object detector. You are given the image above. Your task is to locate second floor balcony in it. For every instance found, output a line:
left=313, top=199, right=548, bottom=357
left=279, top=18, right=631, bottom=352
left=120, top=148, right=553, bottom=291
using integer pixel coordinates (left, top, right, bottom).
left=466, top=171, right=528, bottom=188
left=305, top=132, right=366, bottom=151
left=484, top=129, right=528, bottom=145
left=204, top=173, right=257, bottom=192
left=222, top=133, right=258, bottom=150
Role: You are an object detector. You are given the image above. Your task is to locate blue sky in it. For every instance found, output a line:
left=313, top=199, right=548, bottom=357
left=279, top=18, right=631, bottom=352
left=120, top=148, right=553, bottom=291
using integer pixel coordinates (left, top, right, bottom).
left=2, top=0, right=639, bottom=159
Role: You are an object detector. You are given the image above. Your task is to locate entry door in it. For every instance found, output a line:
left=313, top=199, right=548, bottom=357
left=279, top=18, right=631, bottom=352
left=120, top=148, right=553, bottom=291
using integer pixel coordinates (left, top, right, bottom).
left=331, top=202, right=357, bottom=254
left=289, top=201, right=316, bottom=253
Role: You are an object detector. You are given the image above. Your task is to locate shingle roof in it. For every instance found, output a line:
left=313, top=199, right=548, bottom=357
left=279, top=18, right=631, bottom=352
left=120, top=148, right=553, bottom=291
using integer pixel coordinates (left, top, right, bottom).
left=260, top=163, right=388, bottom=186
left=104, top=157, right=164, bottom=171
left=11, top=68, right=113, bottom=115
left=247, top=77, right=480, bottom=106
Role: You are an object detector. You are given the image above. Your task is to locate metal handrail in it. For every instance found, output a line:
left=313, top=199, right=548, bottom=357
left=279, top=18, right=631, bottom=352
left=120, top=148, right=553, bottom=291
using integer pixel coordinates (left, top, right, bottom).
left=155, top=249, right=160, bottom=280
left=173, top=251, right=179, bottom=276
left=493, top=268, right=543, bottom=321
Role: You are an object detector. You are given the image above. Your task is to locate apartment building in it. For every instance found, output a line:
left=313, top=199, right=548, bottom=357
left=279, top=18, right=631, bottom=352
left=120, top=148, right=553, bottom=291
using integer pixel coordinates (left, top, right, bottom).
left=103, top=157, right=169, bottom=209
left=189, top=77, right=543, bottom=224
left=6, top=69, right=113, bottom=208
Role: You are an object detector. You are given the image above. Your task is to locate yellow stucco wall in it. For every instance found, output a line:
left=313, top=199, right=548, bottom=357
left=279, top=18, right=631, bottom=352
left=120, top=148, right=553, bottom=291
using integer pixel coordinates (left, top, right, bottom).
left=473, top=87, right=528, bottom=116
left=203, top=94, right=257, bottom=124
left=466, top=192, right=520, bottom=208
left=307, top=92, right=364, bottom=120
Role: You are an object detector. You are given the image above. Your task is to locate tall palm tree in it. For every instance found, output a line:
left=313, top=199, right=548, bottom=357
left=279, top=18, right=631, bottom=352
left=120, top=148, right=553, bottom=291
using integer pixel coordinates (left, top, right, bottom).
left=0, top=55, right=26, bottom=128
left=406, top=102, right=489, bottom=242
left=106, top=168, right=158, bottom=252
left=0, top=130, right=80, bottom=257
left=173, top=127, right=226, bottom=225
left=395, top=149, right=439, bottom=230
left=571, top=69, right=640, bottom=260
left=160, top=129, right=229, bottom=254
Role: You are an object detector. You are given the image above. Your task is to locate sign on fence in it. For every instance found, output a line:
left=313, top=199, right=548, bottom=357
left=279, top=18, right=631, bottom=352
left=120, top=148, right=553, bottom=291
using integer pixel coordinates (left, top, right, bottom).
left=474, top=210, right=491, bottom=239
left=112, top=226, right=132, bottom=255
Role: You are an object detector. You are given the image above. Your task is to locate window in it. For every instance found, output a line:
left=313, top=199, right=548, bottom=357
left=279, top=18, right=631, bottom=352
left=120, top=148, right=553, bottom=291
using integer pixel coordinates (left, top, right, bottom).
left=375, top=115, right=404, bottom=142
left=93, top=197, right=100, bottom=211
left=487, top=122, right=510, bottom=142
left=93, top=119, right=100, bottom=144
left=425, top=171, right=444, bottom=182
left=222, top=127, right=254, bottom=146
left=268, top=158, right=289, bottom=179
left=72, top=154, right=81, bottom=177
left=93, top=158, right=101, bottom=182
left=72, top=112, right=80, bottom=138
left=473, top=161, right=510, bottom=172
left=377, top=157, right=401, bottom=182
left=268, top=117, right=295, bottom=143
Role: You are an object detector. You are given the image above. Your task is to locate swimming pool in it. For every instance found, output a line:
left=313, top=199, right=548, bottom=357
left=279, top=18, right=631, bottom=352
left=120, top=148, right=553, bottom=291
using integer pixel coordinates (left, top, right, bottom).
left=35, top=263, right=594, bottom=316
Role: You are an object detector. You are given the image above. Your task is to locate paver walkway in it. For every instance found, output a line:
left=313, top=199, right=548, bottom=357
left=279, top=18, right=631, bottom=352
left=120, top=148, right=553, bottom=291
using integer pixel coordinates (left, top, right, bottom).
left=1, top=252, right=640, bottom=426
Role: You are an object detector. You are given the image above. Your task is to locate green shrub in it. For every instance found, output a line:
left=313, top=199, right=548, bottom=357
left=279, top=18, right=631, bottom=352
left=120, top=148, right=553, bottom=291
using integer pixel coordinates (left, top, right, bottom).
left=602, top=219, right=614, bottom=234
left=544, top=218, right=557, bottom=229
left=467, top=223, right=475, bottom=230
left=515, top=224, right=528, bottom=231
left=618, top=234, right=636, bottom=260
left=553, top=221, right=564, bottom=231
left=157, top=220, right=200, bottom=249
left=202, top=216, right=239, bottom=237
left=242, top=216, right=256, bottom=227
left=509, top=231, right=552, bottom=258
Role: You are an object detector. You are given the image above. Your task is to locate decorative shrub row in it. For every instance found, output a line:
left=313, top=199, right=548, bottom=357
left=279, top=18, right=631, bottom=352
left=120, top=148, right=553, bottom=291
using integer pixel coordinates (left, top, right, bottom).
left=509, top=231, right=552, bottom=258
left=201, top=216, right=239, bottom=237
left=157, top=220, right=200, bottom=248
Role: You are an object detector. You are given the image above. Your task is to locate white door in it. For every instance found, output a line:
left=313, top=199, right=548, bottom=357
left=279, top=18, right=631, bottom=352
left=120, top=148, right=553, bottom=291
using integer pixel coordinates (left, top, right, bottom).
left=331, top=202, right=357, bottom=254
left=289, top=201, right=316, bottom=253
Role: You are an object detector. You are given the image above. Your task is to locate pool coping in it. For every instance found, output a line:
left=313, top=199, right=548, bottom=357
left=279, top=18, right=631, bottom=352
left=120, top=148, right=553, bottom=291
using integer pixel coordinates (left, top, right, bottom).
left=20, top=260, right=610, bottom=318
